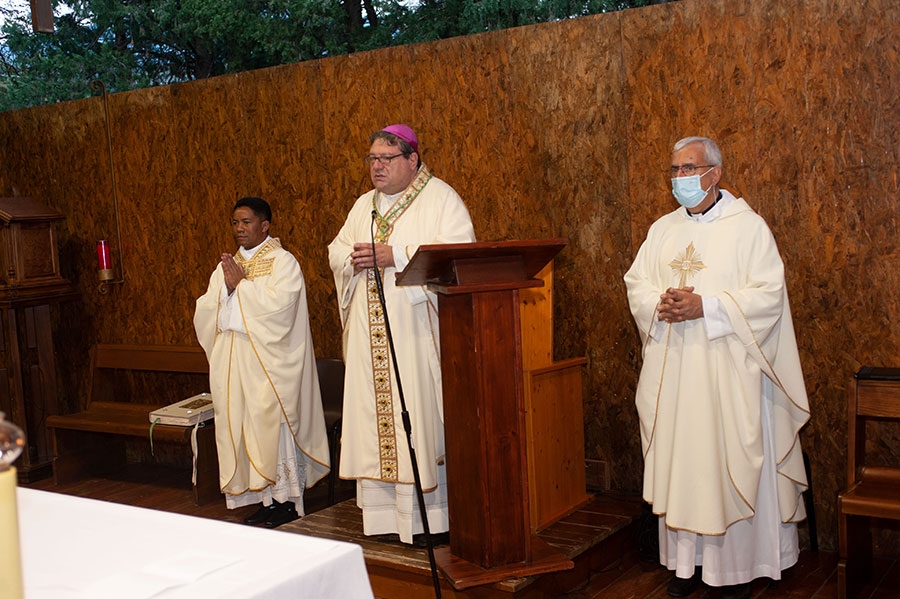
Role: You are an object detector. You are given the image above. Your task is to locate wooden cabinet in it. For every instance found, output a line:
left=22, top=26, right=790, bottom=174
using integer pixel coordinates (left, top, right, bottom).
left=0, top=198, right=78, bottom=482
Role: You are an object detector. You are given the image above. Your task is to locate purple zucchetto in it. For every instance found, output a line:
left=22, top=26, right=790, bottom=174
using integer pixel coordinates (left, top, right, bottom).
left=381, top=124, right=418, bottom=152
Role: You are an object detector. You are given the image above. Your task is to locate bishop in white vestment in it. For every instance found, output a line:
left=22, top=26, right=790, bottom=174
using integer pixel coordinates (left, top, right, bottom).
left=195, top=197, right=330, bottom=527
left=624, top=138, right=810, bottom=599
left=328, top=125, right=475, bottom=544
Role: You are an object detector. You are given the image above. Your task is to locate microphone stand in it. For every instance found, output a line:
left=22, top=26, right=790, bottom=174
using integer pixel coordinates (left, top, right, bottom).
left=370, top=210, right=442, bottom=599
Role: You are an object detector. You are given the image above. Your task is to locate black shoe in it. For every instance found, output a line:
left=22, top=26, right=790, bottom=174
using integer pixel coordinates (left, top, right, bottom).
left=412, top=532, right=450, bottom=548
left=263, top=501, right=300, bottom=528
left=243, top=503, right=279, bottom=525
left=668, top=568, right=702, bottom=597
left=370, top=533, right=402, bottom=544
left=720, top=581, right=752, bottom=599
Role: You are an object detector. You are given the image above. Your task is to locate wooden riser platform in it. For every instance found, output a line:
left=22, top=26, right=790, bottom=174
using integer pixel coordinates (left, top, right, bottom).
left=284, top=494, right=644, bottom=599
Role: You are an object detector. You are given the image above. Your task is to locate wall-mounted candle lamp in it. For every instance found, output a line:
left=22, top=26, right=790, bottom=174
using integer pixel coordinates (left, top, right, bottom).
left=91, top=79, right=126, bottom=295
left=96, top=234, right=124, bottom=294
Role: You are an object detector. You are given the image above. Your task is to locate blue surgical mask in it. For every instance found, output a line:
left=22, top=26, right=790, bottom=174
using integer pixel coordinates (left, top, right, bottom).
left=671, top=168, right=715, bottom=208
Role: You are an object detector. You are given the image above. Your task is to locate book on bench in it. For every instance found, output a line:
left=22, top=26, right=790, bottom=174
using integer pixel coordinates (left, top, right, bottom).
left=149, top=393, right=215, bottom=426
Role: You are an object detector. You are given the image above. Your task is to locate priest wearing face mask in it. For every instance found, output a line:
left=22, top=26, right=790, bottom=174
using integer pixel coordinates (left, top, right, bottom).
left=623, top=137, right=810, bottom=599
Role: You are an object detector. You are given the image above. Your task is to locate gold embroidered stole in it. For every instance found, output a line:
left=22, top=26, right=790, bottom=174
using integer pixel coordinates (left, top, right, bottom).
left=366, top=165, right=432, bottom=481
left=234, top=237, right=280, bottom=279
left=215, top=239, right=280, bottom=333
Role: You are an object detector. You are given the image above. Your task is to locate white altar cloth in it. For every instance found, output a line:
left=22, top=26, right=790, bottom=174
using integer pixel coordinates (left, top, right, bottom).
left=17, top=487, right=374, bottom=599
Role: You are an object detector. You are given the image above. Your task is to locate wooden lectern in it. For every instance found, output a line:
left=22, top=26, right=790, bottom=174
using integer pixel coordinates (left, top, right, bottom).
left=396, top=239, right=589, bottom=589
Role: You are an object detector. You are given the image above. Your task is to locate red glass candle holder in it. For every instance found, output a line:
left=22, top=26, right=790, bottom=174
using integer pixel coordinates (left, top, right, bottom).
left=97, top=240, right=113, bottom=281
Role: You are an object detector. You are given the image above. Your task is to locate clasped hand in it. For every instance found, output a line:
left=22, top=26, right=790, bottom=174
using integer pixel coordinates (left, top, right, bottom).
left=221, top=253, right=245, bottom=294
left=656, top=286, right=703, bottom=322
left=351, top=243, right=394, bottom=274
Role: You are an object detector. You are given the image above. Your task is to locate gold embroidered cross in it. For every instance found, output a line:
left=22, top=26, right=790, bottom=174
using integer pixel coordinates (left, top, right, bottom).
left=668, top=242, right=706, bottom=287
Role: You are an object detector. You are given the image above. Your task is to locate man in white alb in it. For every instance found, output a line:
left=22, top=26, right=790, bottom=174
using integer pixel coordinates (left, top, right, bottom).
left=328, top=125, right=475, bottom=545
left=195, top=197, right=330, bottom=528
left=624, top=137, right=810, bottom=599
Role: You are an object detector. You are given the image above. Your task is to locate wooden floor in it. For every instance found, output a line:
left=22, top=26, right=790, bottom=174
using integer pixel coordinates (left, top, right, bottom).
left=23, top=462, right=358, bottom=523
left=22, top=464, right=900, bottom=599
left=570, top=549, right=900, bottom=599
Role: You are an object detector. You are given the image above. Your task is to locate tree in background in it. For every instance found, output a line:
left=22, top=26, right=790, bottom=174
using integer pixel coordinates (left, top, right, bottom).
left=0, top=0, right=652, bottom=112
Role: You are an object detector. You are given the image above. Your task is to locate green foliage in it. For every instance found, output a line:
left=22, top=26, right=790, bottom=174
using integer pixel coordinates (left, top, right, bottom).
left=0, top=0, right=653, bottom=112
left=384, top=0, right=651, bottom=45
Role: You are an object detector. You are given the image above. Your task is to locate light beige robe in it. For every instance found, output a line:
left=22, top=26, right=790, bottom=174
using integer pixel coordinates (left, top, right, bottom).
left=194, top=238, right=330, bottom=499
left=327, top=175, right=475, bottom=492
left=624, top=194, right=809, bottom=536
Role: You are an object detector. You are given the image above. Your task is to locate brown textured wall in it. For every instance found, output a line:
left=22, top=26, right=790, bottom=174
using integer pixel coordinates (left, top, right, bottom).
left=0, top=0, right=897, bottom=552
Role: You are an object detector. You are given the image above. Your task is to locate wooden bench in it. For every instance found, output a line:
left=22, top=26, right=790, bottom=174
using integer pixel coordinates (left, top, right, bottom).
left=46, top=344, right=220, bottom=505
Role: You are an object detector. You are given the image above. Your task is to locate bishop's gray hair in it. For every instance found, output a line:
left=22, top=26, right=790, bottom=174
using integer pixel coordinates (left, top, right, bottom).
left=673, top=136, right=722, bottom=167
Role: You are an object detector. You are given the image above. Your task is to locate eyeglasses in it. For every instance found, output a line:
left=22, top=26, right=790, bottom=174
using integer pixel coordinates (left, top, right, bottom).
left=364, top=153, right=407, bottom=167
left=669, top=164, right=714, bottom=177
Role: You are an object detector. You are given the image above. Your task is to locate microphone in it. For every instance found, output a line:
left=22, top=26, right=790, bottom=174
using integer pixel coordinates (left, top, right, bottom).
left=368, top=208, right=441, bottom=598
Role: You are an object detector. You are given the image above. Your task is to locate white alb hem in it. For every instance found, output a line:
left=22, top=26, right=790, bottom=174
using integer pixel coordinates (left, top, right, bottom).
left=659, top=376, right=800, bottom=586
left=357, top=462, right=449, bottom=544
left=225, top=422, right=308, bottom=515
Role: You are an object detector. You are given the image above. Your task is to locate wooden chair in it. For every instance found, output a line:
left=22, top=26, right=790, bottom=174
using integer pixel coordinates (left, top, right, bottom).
left=316, top=358, right=345, bottom=506
left=837, top=368, right=900, bottom=599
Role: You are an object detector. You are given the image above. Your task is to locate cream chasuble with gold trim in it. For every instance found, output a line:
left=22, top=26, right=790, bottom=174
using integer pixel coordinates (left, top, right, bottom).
left=624, top=193, right=809, bottom=536
left=328, top=167, right=475, bottom=492
left=194, top=238, right=330, bottom=500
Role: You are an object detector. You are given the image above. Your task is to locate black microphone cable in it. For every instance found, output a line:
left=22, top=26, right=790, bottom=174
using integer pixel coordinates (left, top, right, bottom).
left=370, top=209, right=442, bottom=598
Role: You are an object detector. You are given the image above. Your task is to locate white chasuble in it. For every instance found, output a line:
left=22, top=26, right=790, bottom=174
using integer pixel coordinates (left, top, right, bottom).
left=327, top=167, right=475, bottom=534
left=624, top=192, right=810, bottom=538
left=194, top=238, right=330, bottom=507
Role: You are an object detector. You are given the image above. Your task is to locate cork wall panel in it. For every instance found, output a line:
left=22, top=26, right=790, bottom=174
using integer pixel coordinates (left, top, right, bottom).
left=750, top=0, right=900, bottom=552
left=503, top=15, right=642, bottom=490
left=621, top=0, right=757, bottom=242
left=748, top=0, right=843, bottom=545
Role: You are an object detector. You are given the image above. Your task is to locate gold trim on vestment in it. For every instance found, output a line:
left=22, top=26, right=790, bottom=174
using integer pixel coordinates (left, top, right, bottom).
left=222, top=331, right=239, bottom=491
left=233, top=237, right=280, bottom=277
left=720, top=291, right=811, bottom=416
left=720, top=290, right=811, bottom=460
left=223, top=482, right=281, bottom=496
left=426, top=297, right=440, bottom=359
left=643, top=299, right=662, bottom=348
left=651, top=507, right=755, bottom=537
left=235, top=260, right=331, bottom=476
left=244, top=430, right=277, bottom=485
left=643, top=323, right=671, bottom=461
left=367, top=164, right=432, bottom=482
left=725, top=454, right=755, bottom=513
left=783, top=497, right=805, bottom=523
left=215, top=290, right=222, bottom=334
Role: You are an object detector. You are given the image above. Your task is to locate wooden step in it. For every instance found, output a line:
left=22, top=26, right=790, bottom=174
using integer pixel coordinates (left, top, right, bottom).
left=284, top=494, right=643, bottom=599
